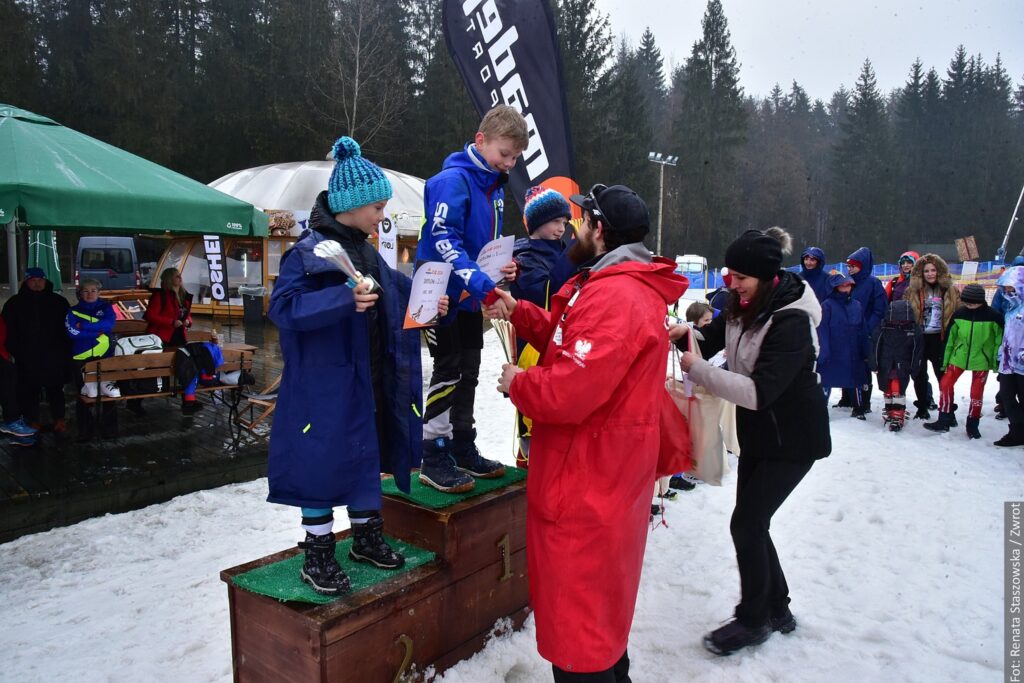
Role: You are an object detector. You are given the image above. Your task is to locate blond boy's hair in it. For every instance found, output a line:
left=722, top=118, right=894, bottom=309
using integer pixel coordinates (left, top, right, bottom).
left=479, top=105, right=529, bottom=149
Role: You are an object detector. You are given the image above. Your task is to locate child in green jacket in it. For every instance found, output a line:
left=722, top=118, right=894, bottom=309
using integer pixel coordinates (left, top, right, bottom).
left=924, top=284, right=1003, bottom=438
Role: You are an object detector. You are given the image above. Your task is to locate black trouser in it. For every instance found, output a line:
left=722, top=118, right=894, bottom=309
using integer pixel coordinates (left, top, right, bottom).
left=16, top=376, right=66, bottom=423
left=998, top=373, right=1024, bottom=428
left=422, top=311, right=483, bottom=440
left=0, top=358, right=21, bottom=422
left=731, top=456, right=814, bottom=628
left=912, top=333, right=945, bottom=409
left=552, top=651, right=630, bottom=683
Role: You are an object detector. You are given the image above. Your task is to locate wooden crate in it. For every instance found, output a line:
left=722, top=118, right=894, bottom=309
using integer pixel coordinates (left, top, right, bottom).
left=221, top=480, right=529, bottom=682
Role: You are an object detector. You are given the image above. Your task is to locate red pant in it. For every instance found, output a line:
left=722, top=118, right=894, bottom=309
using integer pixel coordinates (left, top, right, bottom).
left=938, top=365, right=988, bottom=418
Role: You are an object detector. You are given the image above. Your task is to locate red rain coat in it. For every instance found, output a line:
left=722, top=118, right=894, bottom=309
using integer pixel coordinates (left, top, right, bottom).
left=508, top=254, right=689, bottom=672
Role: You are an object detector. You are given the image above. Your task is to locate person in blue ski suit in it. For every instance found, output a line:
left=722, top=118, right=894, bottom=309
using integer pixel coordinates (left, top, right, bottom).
left=836, top=247, right=887, bottom=411
left=268, top=136, right=438, bottom=595
left=818, top=273, right=870, bottom=418
left=414, top=104, right=528, bottom=492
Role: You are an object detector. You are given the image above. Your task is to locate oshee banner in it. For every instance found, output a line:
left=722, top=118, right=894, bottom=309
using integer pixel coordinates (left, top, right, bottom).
left=202, top=234, right=229, bottom=302
left=443, top=0, right=579, bottom=213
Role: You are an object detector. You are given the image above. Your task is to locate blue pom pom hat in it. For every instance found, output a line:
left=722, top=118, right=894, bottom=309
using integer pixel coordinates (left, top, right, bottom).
left=326, top=136, right=393, bottom=214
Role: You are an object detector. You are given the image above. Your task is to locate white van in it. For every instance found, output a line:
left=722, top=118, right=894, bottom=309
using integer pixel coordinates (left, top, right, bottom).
left=672, top=254, right=709, bottom=309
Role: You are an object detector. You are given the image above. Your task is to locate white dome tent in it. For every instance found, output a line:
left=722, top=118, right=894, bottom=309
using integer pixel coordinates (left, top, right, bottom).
left=146, top=161, right=425, bottom=319
left=208, top=161, right=425, bottom=238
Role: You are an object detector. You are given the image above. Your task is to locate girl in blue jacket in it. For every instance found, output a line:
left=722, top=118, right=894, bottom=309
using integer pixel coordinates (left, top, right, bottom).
left=267, top=137, right=447, bottom=595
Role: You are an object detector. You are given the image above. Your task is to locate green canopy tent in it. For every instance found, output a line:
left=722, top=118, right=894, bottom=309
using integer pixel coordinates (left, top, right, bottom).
left=0, top=104, right=268, bottom=293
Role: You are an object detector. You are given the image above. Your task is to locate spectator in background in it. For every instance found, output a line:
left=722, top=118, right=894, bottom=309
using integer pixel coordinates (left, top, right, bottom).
left=136, top=267, right=193, bottom=417
left=904, top=254, right=960, bottom=420
left=0, top=316, right=37, bottom=446
left=1, top=267, right=70, bottom=432
left=799, top=246, right=829, bottom=302
left=992, top=256, right=1024, bottom=316
left=885, top=251, right=919, bottom=302
left=994, top=266, right=1024, bottom=447
left=66, top=278, right=119, bottom=440
left=706, top=268, right=731, bottom=312
left=841, top=248, right=887, bottom=412
left=145, top=267, right=193, bottom=348
left=924, top=283, right=1002, bottom=439
left=818, top=273, right=870, bottom=419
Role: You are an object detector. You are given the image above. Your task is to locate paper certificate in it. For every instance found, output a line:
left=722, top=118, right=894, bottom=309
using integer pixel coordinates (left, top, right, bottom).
left=475, top=235, right=515, bottom=285
left=404, top=261, right=452, bottom=329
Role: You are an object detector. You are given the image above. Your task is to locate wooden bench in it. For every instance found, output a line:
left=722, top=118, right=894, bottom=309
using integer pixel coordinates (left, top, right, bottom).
left=79, top=344, right=256, bottom=436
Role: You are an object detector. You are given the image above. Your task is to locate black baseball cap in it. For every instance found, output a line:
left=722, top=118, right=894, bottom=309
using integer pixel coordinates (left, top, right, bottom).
left=569, top=184, right=650, bottom=237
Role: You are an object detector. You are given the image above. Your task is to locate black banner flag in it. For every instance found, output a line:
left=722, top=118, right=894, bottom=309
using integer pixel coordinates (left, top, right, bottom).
left=443, top=0, right=579, bottom=215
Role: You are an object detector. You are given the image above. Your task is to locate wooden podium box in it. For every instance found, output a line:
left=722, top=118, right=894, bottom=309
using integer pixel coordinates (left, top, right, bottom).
left=221, top=478, right=528, bottom=682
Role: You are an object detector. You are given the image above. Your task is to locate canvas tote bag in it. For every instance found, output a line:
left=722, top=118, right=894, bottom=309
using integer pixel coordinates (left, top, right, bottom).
left=665, top=328, right=729, bottom=486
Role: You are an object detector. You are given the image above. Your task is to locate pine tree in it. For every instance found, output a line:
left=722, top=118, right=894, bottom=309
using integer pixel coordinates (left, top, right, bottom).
left=554, top=0, right=613, bottom=187
left=830, top=59, right=893, bottom=251
left=0, top=0, right=42, bottom=111
left=602, top=40, right=656, bottom=228
left=667, top=0, right=747, bottom=256
left=635, top=27, right=668, bottom=142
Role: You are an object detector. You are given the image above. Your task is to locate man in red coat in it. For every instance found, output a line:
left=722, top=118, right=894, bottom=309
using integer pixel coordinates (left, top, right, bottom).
left=489, top=184, right=689, bottom=682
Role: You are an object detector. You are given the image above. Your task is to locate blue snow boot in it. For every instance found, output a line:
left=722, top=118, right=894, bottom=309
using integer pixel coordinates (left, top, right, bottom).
left=419, top=437, right=475, bottom=493
left=452, top=429, right=506, bottom=479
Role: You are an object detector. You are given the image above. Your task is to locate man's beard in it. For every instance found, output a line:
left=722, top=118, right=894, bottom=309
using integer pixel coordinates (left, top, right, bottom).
left=567, top=234, right=599, bottom=265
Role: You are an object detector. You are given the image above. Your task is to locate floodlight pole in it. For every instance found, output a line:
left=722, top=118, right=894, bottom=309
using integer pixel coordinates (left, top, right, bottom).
left=996, top=180, right=1024, bottom=261
left=648, top=152, right=678, bottom=256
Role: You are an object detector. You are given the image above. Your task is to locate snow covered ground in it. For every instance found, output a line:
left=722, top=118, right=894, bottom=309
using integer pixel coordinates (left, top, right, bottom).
left=2, top=330, right=1021, bottom=682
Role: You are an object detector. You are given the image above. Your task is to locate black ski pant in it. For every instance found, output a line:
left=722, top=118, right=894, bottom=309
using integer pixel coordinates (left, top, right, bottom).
left=0, top=358, right=21, bottom=423
left=998, top=373, right=1024, bottom=429
left=731, top=456, right=814, bottom=628
left=422, top=311, right=483, bottom=440
left=552, top=651, right=630, bottom=683
left=912, top=333, right=945, bottom=409
left=17, top=376, right=65, bottom=423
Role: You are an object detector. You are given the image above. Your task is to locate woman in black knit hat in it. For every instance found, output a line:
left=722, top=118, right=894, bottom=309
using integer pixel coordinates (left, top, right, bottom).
left=677, top=227, right=831, bottom=655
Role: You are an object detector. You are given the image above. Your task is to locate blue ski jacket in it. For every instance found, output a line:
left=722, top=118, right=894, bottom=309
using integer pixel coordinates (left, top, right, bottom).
left=416, top=144, right=507, bottom=315
left=66, top=298, right=116, bottom=360
left=847, top=246, right=888, bottom=335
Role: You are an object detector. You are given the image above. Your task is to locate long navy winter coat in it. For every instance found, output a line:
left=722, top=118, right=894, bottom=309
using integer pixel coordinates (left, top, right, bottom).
left=818, top=290, right=869, bottom=388
left=266, top=221, right=422, bottom=509
left=847, top=246, right=888, bottom=335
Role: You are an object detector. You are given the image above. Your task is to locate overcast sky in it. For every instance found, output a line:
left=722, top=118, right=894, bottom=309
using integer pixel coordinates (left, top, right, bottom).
left=593, top=0, right=1024, bottom=102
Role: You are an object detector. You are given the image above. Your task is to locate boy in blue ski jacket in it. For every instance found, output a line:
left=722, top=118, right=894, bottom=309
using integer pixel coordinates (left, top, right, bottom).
left=415, top=105, right=528, bottom=492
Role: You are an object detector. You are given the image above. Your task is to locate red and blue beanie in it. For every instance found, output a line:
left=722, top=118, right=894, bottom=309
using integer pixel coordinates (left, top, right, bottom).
left=327, top=136, right=393, bottom=214
left=523, top=186, right=571, bottom=233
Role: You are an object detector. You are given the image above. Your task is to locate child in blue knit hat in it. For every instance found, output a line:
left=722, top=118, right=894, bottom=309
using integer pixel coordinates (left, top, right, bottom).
left=267, top=136, right=449, bottom=595
left=506, top=186, right=574, bottom=465
left=511, top=186, right=573, bottom=310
